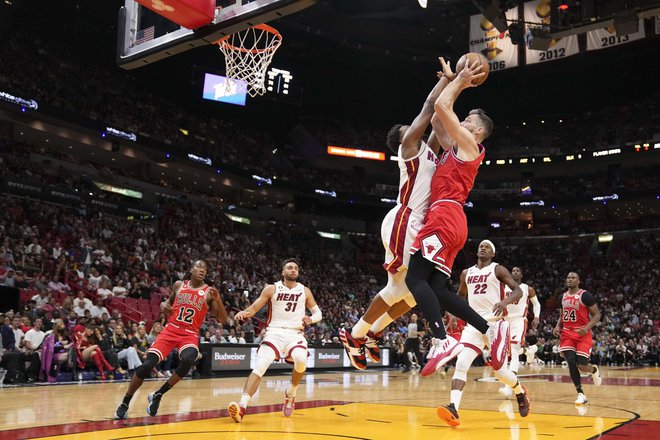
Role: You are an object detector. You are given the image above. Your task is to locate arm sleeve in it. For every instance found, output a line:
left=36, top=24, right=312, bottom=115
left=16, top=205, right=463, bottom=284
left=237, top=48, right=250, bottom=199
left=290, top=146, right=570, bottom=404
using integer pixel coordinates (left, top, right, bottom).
left=581, top=291, right=596, bottom=307
left=309, top=305, right=322, bottom=324
left=530, top=295, right=541, bottom=318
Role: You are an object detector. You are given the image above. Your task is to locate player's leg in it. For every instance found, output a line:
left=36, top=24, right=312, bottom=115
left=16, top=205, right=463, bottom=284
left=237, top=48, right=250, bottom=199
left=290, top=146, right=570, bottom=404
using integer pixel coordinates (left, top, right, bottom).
left=500, top=319, right=524, bottom=398
left=562, top=349, right=588, bottom=404
left=576, top=337, right=601, bottom=386
left=228, top=343, right=278, bottom=422
left=283, top=344, right=308, bottom=417
left=493, top=363, right=530, bottom=417
left=146, top=344, right=198, bottom=416
left=436, top=333, right=481, bottom=427
left=428, top=270, right=489, bottom=334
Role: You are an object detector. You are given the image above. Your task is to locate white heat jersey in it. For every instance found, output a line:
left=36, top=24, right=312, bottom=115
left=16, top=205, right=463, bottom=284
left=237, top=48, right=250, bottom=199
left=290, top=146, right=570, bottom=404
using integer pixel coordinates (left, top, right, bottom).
left=504, top=283, right=529, bottom=319
left=395, top=141, right=439, bottom=219
left=465, top=262, right=505, bottom=322
left=267, top=281, right=307, bottom=331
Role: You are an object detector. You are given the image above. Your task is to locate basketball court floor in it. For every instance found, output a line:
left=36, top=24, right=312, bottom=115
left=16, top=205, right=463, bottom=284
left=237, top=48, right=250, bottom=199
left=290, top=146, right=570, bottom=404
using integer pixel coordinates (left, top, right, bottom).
left=0, top=365, right=658, bottom=439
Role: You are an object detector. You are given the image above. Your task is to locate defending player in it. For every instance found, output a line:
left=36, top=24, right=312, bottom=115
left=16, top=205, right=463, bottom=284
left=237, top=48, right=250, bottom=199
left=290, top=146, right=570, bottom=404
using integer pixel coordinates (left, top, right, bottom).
left=436, top=240, right=531, bottom=427
left=227, top=258, right=322, bottom=422
left=499, top=266, right=541, bottom=398
left=340, top=58, right=459, bottom=370
left=405, top=59, right=504, bottom=376
left=114, top=260, right=227, bottom=419
left=553, top=271, right=602, bottom=405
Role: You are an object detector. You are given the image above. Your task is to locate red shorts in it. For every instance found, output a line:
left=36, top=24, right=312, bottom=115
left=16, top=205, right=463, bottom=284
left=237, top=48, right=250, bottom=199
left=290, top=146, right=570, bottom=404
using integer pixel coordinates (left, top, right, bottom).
left=148, top=323, right=199, bottom=362
left=410, top=201, right=467, bottom=276
left=559, top=328, right=593, bottom=359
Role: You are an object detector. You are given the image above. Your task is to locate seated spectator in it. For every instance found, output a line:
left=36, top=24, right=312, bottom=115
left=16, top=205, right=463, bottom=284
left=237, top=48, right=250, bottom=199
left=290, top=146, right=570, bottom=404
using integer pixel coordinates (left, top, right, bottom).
left=40, top=318, right=72, bottom=382
left=110, top=323, right=141, bottom=375
left=96, top=280, right=114, bottom=300
left=31, top=290, right=50, bottom=309
left=73, top=292, right=92, bottom=317
left=90, top=298, right=109, bottom=319
left=47, top=277, right=70, bottom=294
left=73, top=324, right=114, bottom=380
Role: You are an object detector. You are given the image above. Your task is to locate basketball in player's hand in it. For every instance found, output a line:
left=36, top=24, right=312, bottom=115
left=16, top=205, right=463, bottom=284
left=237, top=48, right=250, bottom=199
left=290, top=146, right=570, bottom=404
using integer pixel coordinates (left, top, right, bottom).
left=455, top=52, right=490, bottom=86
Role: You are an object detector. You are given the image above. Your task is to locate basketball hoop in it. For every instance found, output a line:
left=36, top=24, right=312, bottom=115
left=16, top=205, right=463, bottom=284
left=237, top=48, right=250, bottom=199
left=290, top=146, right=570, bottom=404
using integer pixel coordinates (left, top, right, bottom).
left=215, top=24, right=282, bottom=97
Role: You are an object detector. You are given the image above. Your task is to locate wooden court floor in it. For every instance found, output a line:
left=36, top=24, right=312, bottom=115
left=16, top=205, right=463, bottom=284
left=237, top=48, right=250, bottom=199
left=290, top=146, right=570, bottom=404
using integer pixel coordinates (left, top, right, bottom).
left=0, top=365, right=658, bottom=439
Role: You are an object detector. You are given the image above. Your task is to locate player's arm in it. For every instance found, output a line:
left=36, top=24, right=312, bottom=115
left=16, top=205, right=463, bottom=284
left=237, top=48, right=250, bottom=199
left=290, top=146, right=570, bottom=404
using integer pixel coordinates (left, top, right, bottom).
left=235, top=284, right=274, bottom=321
left=494, top=265, right=522, bottom=316
left=400, top=57, right=454, bottom=159
left=528, top=286, right=541, bottom=330
left=161, top=280, right=182, bottom=316
left=577, top=292, right=600, bottom=336
left=457, top=269, right=469, bottom=300
left=434, top=60, right=485, bottom=161
left=206, top=286, right=229, bottom=324
left=553, top=301, right=563, bottom=336
left=302, top=287, right=322, bottom=327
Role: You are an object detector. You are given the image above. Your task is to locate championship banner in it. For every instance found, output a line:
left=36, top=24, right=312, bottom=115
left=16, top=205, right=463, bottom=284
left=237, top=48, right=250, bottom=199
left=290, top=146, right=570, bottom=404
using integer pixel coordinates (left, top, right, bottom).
left=469, top=7, right=519, bottom=71
left=524, top=0, right=579, bottom=64
left=587, top=19, right=645, bottom=51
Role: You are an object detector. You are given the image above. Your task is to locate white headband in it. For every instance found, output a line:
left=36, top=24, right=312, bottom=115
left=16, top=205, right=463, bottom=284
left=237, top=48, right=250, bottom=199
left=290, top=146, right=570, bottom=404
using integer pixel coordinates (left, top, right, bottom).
left=480, top=239, right=496, bottom=254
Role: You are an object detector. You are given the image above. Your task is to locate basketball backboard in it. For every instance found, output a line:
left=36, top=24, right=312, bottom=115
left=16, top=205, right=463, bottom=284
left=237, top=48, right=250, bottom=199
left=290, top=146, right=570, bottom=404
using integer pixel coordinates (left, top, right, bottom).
left=117, top=0, right=316, bottom=70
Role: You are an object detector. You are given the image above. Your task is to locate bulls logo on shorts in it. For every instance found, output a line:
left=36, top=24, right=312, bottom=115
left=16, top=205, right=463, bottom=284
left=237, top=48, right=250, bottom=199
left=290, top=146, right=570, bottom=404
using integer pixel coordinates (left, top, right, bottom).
left=421, top=234, right=445, bottom=264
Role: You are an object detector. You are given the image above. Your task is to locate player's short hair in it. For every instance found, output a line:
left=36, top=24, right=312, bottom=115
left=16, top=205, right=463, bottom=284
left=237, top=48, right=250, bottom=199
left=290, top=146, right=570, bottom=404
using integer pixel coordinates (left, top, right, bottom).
left=568, top=271, right=580, bottom=279
left=281, top=258, right=301, bottom=271
left=469, top=108, right=494, bottom=140
left=386, top=124, right=404, bottom=154
left=192, top=259, right=207, bottom=268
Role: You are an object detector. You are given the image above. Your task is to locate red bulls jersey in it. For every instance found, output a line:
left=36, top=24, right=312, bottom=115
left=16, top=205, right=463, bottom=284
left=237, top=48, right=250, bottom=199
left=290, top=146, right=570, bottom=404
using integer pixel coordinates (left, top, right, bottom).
left=430, top=145, right=485, bottom=205
left=169, top=280, right=210, bottom=334
left=561, top=289, right=595, bottom=330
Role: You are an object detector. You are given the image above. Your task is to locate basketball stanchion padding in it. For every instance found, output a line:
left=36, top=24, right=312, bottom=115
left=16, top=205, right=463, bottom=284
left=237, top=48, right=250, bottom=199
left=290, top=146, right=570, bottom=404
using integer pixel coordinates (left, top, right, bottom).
left=135, top=0, right=215, bottom=29
left=215, top=24, right=283, bottom=97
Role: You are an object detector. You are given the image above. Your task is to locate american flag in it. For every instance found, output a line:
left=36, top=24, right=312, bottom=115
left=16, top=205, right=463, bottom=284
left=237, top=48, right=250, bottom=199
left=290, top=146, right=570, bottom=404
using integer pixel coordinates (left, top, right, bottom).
left=135, top=26, right=155, bottom=45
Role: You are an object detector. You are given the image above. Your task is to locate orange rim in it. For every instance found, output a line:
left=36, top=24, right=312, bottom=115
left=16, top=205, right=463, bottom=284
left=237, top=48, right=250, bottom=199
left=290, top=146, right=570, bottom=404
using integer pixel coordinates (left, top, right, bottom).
left=214, top=23, right=282, bottom=54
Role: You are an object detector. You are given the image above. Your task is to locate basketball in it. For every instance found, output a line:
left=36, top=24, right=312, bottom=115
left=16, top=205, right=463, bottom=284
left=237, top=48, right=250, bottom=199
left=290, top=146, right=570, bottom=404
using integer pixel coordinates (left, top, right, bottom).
left=455, top=52, right=490, bottom=86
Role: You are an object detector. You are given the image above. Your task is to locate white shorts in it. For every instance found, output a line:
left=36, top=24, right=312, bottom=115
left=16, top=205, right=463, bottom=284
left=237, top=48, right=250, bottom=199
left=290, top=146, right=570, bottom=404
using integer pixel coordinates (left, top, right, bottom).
left=506, top=317, right=527, bottom=347
left=381, top=205, right=423, bottom=274
left=260, top=329, right=308, bottom=361
left=459, top=325, right=489, bottom=353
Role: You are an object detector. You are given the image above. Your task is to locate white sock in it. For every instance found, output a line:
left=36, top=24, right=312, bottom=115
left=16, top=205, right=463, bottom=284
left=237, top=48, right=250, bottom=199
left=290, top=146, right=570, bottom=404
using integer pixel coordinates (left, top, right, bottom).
left=450, top=389, right=463, bottom=410
left=370, top=314, right=394, bottom=334
left=512, top=382, right=524, bottom=395
left=288, top=384, right=299, bottom=396
left=239, top=392, right=251, bottom=408
left=351, top=318, right=371, bottom=339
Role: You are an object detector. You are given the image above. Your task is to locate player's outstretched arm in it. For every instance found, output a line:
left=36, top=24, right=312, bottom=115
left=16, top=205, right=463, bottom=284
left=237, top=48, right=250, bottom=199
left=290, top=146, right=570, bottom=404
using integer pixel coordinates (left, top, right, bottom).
left=434, top=60, right=485, bottom=161
left=494, top=265, right=523, bottom=316
left=302, top=287, right=322, bottom=327
left=400, top=57, right=453, bottom=159
left=235, top=285, right=274, bottom=321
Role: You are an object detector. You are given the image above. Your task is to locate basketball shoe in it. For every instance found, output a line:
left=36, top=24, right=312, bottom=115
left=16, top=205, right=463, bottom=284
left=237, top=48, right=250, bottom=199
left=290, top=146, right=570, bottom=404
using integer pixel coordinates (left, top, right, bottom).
left=421, top=336, right=463, bottom=377
left=591, top=365, right=602, bottom=386
left=339, top=328, right=367, bottom=370
left=282, top=390, right=296, bottom=417
left=516, top=385, right=530, bottom=417
left=146, top=392, right=162, bottom=417
left=486, top=320, right=510, bottom=371
left=365, top=331, right=382, bottom=362
left=228, top=401, right=245, bottom=423
left=436, top=403, right=460, bottom=427
left=575, top=393, right=588, bottom=405
left=114, top=403, right=128, bottom=420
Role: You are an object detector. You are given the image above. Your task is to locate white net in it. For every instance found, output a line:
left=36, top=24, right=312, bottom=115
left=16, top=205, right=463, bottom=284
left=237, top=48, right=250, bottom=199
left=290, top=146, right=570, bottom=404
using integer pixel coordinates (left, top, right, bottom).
left=216, top=24, right=283, bottom=97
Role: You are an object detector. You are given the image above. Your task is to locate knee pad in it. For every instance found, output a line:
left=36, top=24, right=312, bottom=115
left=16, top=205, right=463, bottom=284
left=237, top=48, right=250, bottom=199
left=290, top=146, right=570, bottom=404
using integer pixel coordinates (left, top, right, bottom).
left=252, top=345, right=277, bottom=377
left=290, top=349, right=307, bottom=373
left=136, top=353, right=159, bottom=379
left=452, top=350, right=476, bottom=383
left=174, top=347, right=198, bottom=377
